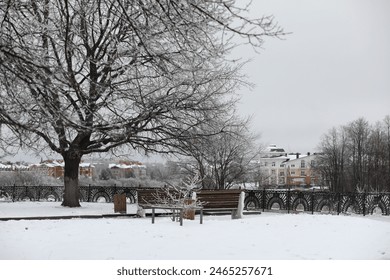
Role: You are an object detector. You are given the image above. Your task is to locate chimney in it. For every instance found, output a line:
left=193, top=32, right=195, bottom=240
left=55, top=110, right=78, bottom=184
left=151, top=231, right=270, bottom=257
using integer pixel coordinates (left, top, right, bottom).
left=307, top=152, right=310, bottom=156
left=296, top=153, right=300, bottom=159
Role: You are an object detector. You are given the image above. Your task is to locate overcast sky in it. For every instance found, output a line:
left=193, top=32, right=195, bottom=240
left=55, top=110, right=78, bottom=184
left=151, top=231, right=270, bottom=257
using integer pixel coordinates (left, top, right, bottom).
left=235, top=0, right=390, bottom=153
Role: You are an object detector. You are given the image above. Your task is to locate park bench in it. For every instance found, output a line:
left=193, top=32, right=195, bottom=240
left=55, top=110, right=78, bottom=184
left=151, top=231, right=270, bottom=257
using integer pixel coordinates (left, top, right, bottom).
left=137, top=188, right=203, bottom=226
left=195, top=189, right=244, bottom=219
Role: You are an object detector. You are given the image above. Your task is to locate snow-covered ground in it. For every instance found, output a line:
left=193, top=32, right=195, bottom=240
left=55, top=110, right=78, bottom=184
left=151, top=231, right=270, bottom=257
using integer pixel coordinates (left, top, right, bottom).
left=0, top=201, right=137, bottom=218
left=1, top=202, right=390, bottom=260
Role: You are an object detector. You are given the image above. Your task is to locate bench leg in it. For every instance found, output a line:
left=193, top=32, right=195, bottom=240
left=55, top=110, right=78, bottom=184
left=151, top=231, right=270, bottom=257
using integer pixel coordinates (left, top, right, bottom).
left=172, top=209, right=176, bottom=222
left=179, top=209, right=184, bottom=226
left=152, top=208, right=155, bottom=224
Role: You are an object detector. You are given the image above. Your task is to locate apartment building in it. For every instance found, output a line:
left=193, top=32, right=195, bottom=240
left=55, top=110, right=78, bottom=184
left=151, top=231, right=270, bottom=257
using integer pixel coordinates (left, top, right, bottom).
left=108, top=160, right=147, bottom=179
left=29, top=160, right=95, bottom=178
left=259, top=145, right=320, bottom=187
left=29, top=161, right=64, bottom=178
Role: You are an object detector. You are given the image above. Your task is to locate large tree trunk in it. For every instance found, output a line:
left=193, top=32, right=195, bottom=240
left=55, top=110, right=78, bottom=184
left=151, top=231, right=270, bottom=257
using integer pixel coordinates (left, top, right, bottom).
left=62, top=151, right=82, bottom=207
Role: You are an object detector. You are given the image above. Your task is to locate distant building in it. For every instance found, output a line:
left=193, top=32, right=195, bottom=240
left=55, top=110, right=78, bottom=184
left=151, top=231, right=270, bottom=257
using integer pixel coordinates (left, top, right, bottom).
left=284, top=153, right=320, bottom=187
left=28, top=160, right=95, bottom=178
left=79, top=162, right=94, bottom=178
left=108, top=160, right=146, bottom=179
left=1, top=158, right=149, bottom=180
left=29, top=160, right=65, bottom=178
left=0, top=163, right=13, bottom=171
left=258, top=145, right=320, bottom=188
left=0, top=162, right=30, bottom=172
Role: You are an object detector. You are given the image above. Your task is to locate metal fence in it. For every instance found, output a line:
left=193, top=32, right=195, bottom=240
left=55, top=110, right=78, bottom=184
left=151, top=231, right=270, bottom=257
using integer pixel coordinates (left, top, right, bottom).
left=1, top=185, right=389, bottom=216
left=0, top=185, right=138, bottom=204
left=244, top=189, right=390, bottom=216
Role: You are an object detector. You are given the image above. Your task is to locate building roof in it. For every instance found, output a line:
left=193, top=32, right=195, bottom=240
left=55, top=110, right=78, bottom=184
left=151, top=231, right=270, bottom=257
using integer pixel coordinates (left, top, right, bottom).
left=265, top=144, right=286, bottom=153
left=30, top=161, right=64, bottom=168
left=80, top=163, right=94, bottom=168
left=261, top=144, right=287, bottom=158
left=0, top=163, right=10, bottom=169
left=109, top=163, right=146, bottom=169
left=0, top=162, right=30, bottom=169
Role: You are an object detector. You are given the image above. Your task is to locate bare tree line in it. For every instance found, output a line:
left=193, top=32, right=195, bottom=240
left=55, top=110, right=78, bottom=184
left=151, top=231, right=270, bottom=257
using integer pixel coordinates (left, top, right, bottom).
left=317, top=116, right=390, bottom=193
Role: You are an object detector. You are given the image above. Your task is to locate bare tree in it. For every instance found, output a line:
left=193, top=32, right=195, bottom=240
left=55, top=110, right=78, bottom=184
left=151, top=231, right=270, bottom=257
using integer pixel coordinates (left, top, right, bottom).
left=179, top=116, right=261, bottom=189
left=0, top=1, right=283, bottom=206
left=317, top=126, right=348, bottom=192
left=366, top=117, right=390, bottom=192
left=345, top=118, right=371, bottom=191
left=384, top=115, right=390, bottom=191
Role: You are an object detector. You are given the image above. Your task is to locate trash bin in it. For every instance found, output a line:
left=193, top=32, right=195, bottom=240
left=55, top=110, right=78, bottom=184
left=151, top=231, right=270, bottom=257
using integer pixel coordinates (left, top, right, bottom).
left=114, top=193, right=127, bottom=214
left=183, top=199, right=195, bottom=220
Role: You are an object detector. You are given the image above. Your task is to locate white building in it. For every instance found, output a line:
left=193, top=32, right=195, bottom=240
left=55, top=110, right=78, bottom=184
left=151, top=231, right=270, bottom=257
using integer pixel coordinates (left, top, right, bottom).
left=259, top=145, right=320, bottom=187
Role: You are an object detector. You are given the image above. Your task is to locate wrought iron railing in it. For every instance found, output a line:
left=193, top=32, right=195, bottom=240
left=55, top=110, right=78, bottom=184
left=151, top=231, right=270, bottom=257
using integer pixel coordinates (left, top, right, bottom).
left=244, top=189, right=390, bottom=216
left=1, top=185, right=389, bottom=216
left=0, top=185, right=138, bottom=203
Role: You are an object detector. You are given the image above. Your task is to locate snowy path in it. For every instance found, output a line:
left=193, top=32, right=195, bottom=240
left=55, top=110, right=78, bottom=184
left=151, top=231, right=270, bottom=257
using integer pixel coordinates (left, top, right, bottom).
left=1, top=202, right=390, bottom=260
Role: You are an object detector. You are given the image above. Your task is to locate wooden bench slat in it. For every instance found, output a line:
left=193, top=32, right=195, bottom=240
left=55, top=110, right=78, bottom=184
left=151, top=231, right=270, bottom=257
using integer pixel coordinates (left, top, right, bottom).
left=196, top=190, right=243, bottom=215
left=137, top=188, right=182, bottom=207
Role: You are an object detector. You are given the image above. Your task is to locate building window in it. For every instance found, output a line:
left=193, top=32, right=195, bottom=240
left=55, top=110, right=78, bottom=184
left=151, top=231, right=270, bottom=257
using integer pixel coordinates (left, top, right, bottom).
left=280, top=171, right=285, bottom=176
left=301, top=160, right=305, bottom=168
left=291, top=164, right=295, bottom=167
left=301, top=171, right=305, bottom=176
left=280, top=164, right=285, bottom=167
left=311, top=160, right=316, bottom=167
left=272, top=162, right=275, bottom=167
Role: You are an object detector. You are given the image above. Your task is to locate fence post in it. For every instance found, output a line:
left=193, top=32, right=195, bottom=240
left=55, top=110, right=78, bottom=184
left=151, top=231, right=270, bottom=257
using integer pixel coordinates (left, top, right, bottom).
left=287, top=187, right=291, bottom=214
left=388, top=193, right=390, bottom=216
left=311, top=189, right=314, bottom=215
left=262, top=188, right=266, bottom=212
left=37, top=186, right=41, bottom=202
left=337, top=192, right=341, bottom=215
left=24, top=186, right=29, bottom=201
left=87, top=184, right=91, bottom=202
left=12, top=184, right=15, bottom=202
left=362, top=191, right=367, bottom=216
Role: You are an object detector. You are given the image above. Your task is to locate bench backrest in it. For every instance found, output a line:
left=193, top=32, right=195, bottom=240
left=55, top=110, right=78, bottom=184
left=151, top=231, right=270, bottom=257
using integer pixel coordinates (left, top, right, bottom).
left=196, top=189, right=242, bottom=209
left=137, top=188, right=181, bottom=206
